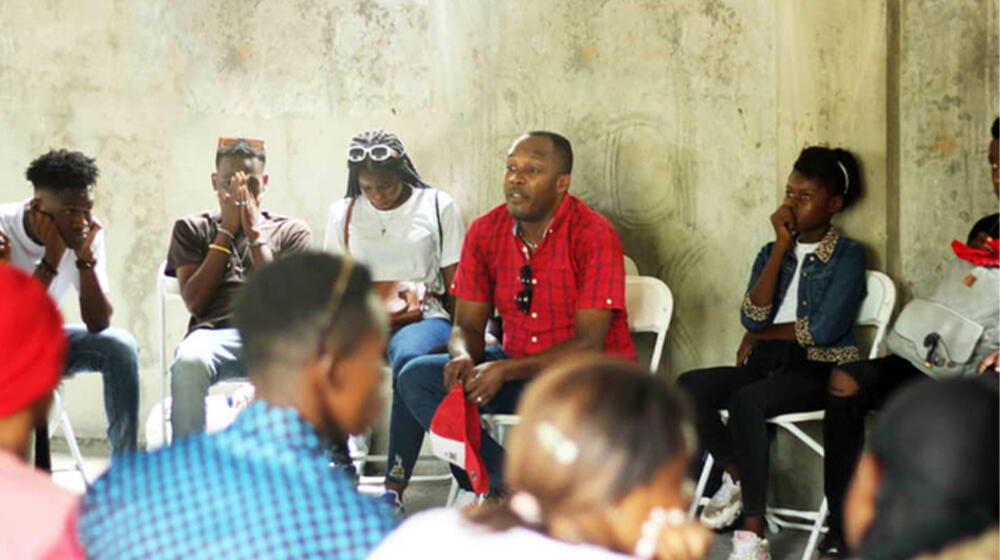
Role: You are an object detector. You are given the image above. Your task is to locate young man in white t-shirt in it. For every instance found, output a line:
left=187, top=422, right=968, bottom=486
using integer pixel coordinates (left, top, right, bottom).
left=0, top=149, right=139, bottom=455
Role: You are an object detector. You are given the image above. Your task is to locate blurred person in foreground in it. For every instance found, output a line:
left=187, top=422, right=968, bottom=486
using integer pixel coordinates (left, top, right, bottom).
left=0, top=264, right=84, bottom=559
left=371, top=356, right=712, bottom=560
left=843, top=377, right=998, bottom=559
left=77, top=253, right=396, bottom=559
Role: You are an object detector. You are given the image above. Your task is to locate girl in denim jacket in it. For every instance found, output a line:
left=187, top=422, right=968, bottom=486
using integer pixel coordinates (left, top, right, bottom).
left=677, top=146, right=866, bottom=560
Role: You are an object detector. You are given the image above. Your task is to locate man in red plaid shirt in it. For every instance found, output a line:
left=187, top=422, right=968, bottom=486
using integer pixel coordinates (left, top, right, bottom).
left=395, top=131, right=635, bottom=498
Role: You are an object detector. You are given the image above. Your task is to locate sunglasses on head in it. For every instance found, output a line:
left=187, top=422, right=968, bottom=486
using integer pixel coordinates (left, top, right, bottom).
left=217, top=137, right=266, bottom=157
left=516, top=264, right=533, bottom=314
left=347, top=144, right=403, bottom=163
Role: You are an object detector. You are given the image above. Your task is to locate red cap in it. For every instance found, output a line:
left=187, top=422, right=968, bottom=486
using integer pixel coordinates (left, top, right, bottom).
left=0, top=264, right=66, bottom=418
left=429, top=385, right=490, bottom=494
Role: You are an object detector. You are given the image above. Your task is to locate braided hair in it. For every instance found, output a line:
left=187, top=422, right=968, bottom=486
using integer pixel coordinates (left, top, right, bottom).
left=345, top=129, right=431, bottom=198
left=793, top=146, right=862, bottom=209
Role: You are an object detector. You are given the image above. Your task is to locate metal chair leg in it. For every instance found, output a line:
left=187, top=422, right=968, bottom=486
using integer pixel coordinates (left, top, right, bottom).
left=689, top=453, right=714, bottom=519
left=801, top=498, right=828, bottom=560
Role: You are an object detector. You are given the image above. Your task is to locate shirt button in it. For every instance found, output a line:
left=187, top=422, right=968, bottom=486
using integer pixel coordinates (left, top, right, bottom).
left=606, top=298, right=613, bottom=305
left=531, top=312, right=538, bottom=319
left=802, top=300, right=808, bottom=306
left=531, top=336, right=538, bottom=343
left=531, top=278, right=538, bottom=285
left=802, top=272, right=808, bottom=278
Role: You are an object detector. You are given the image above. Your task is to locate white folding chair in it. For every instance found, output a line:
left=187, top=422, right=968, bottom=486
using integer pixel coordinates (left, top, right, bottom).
left=688, top=270, right=896, bottom=560
left=154, top=261, right=260, bottom=447
left=624, top=254, right=640, bottom=276
left=48, top=386, right=88, bottom=486
left=472, top=275, right=676, bottom=504
left=156, top=261, right=184, bottom=445
left=349, top=367, right=454, bottom=489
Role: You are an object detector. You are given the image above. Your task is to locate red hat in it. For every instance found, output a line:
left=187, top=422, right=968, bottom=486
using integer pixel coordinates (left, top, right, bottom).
left=0, top=264, right=66, bottom=418
left=952, top=239, right=1000, bottom=267
left=429, top=385, right=490, bottom=494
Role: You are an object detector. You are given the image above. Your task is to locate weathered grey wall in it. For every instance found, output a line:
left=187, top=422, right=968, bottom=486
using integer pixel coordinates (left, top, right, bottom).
left=0, top=1, right=995, bottom=465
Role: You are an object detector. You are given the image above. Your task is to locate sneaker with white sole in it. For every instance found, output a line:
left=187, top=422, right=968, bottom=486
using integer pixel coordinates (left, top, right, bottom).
left=452, top=489, right=481, bottom=510
left=727, top=530, right=771, bottom=560
left=376, top=489, right=405, bottom=519
left=700, top=472, right=743, bottom=529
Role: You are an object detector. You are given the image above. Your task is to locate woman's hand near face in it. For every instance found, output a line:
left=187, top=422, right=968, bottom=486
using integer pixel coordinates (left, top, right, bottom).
left=770, top=204, right=796, bottom=247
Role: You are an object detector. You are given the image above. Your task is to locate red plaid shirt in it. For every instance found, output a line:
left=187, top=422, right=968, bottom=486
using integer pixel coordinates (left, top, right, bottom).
left=452, top=194, right=635, bottom=359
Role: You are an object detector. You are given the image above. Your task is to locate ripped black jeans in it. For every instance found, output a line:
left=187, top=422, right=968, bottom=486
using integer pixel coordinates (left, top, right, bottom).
left=823, top=354, right=927, bottom=537
left=677, top=341, right=832, bottom=518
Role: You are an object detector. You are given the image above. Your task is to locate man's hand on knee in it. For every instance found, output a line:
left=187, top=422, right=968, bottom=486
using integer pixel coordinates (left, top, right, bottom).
left=444, top=355, right=475, bottom=390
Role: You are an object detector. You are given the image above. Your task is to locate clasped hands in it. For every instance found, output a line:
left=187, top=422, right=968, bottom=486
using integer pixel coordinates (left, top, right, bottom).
left=218, top=171, right=263, bottom=241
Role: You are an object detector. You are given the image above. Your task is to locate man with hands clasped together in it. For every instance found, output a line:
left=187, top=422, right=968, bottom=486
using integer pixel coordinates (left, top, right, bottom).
left=165, top=138, right=311, bottom=440
left=0, top=149, right=140, bottom=454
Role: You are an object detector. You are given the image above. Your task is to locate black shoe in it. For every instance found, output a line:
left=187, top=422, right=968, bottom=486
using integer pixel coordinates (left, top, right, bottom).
left=818, top=533, right=848, bottom=558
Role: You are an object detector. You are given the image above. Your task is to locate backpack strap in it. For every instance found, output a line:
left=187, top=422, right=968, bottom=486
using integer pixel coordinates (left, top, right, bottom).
left=343, top=197, right=357, bottom=255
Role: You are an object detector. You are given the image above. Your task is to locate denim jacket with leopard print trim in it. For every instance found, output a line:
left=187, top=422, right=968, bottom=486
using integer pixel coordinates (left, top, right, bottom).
left=740, top=228, right=867, bottom=363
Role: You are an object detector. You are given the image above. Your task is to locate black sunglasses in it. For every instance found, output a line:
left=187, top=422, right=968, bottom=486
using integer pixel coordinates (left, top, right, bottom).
left=515, top=264, right=533, bottom=314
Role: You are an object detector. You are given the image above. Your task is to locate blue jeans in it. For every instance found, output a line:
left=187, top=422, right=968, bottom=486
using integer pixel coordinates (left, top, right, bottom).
left=65, top=325, right=140, bottom=453
left=397, top=346, right=525, bottom=492
left=170, top=328, right=245, bottom=439
left=384, top=318, right=453, bottom=487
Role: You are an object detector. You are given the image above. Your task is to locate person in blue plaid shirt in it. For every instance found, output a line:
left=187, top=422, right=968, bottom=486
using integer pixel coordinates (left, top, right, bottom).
left=77, top=252, right=397, bottom=559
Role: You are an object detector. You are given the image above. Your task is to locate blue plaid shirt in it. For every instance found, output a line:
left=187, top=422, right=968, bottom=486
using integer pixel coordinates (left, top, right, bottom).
left=78, top=401, right=396, bottom=559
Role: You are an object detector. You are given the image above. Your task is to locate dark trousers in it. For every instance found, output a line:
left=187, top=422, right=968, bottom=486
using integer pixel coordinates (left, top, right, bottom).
left=677, top=340, right=832, bottom=517
left=823, top=354, right=927, bottom=536
left=397, top=347, right=525, bottom=493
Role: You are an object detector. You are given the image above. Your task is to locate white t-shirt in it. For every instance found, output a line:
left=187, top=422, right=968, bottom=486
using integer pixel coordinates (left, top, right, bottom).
left=772, top=240, right=819, bottom=324
left=323, top=187, right=464, bottom=320
left=0, top=200, right=110, bottom=301
left=368, top=508, right=630, bottom=560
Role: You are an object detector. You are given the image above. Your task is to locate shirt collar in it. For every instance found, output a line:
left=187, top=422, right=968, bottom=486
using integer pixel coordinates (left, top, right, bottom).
left=510, top=193, right=576, bottom=241
left=813, top=226, right=840, bottom=263
left=225, top=400, right=331, bottom=456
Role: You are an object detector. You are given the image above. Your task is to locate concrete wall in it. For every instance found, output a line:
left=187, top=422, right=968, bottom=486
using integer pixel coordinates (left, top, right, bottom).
left=0, top=0, right=995, bottom=468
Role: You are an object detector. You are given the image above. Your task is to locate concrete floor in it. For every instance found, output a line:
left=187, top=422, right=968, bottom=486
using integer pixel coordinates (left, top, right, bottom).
left=51, top=438, right=812, bottom=560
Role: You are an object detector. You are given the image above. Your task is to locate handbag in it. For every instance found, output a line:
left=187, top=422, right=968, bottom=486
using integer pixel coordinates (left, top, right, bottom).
left=886, top=259, right=999, bottom=378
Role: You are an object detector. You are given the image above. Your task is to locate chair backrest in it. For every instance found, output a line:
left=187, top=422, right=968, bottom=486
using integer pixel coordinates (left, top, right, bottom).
left=856, top=270, right=896, bottom=359
left=624, top=254, right=639, bottom=276
left=158, top=261, right=182, bottom=300
left=625, top=276, right=674, bottom=373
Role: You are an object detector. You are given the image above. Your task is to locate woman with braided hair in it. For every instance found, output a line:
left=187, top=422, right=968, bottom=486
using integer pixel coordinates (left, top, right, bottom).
left=324, top=129, right=466, bottom=514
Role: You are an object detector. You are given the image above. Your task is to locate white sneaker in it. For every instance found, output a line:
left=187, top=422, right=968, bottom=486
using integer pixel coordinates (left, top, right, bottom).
left=727, top=530, right=771, bottom=560
left=700, top=472, right=743, bottom=529
left=452, top=489, right=480, bottom=510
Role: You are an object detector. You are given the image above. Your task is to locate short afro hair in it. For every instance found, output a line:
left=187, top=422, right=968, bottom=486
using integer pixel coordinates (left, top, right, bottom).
left=527, top=131, right=573, bottom=174
left=793, top=146, right=862, bottom=209
left=25, top=149, right=99, bottom=193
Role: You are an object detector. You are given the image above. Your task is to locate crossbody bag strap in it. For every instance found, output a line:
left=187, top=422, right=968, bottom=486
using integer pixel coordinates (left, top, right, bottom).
left=342, top=197, right=357, bottom=256
left=435, top=189, right=443, bottom=254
